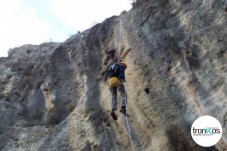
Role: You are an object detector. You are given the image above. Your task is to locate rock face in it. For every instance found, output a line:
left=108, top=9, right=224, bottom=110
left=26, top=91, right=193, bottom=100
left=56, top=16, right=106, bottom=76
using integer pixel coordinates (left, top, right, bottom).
left=0, top=0, right=227, bottom=150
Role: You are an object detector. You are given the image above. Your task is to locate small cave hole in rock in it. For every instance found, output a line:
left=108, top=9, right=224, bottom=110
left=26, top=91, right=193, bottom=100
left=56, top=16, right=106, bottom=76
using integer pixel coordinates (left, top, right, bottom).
left=167, top=65, right=172, bottom=72
left=225, top=7, right=227, bottom=12
left=26, top=49, right=31, bottom=54
left=106, top=49, right=116, bottom=59
left=106, top=122, right=110, bottom=127
left=144, top=88, right=150, bottom=94
left=43, top=87, right=49, bottom=92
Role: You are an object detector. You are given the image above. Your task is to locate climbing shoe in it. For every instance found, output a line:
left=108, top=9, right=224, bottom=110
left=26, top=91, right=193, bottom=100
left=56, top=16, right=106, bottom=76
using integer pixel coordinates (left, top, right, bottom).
left=111, top=111, right=118, bottom=120
left=120, top=108, right=129, bottom=117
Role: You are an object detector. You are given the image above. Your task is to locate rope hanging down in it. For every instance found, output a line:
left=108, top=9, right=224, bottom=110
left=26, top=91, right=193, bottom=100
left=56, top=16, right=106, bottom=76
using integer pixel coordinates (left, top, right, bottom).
left=124, top=83, right=135, bottom=151
left=118, top=14, right=134, bottom=151
left=118, top=14, right=122, bottom=63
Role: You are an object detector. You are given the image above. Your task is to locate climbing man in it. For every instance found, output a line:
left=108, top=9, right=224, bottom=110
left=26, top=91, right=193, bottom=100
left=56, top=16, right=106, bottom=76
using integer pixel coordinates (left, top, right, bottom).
left=105, top=60, right=129, bottom=120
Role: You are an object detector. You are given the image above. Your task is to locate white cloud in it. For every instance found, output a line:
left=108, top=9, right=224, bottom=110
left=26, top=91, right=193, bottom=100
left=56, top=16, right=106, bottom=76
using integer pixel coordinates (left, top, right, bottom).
left=47, top=0, right=132, bottom=32
left=0, top=0, right=50, bottom=57
left=0, top=0, right=132, bottom=57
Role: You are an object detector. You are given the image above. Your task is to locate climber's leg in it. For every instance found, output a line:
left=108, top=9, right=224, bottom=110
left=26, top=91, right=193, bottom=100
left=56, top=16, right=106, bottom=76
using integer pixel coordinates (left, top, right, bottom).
left=118, top=84, right=129, bottom=117
left=109, top=86, right=118, bottom=120
left=109, top=86, right=117, bottom=111
left=118, top=83, right=127, bottom=108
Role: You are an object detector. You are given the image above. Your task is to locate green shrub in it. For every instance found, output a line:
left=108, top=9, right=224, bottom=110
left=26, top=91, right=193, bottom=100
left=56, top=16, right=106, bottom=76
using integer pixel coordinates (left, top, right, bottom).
left=17, top=76, right=35, bottom=89
left=164, top=34, right=181, bottom=55
left=131, top=0, right=137, bottom=7
left=0, top=94, right=4, bottom=100
left=48, top=106, right=67, bottom=125
left=158, top=0, right=169, bottom=7
left=3, top=92, right=10, bottom=100
left=164, top=35, right=175, bottom=47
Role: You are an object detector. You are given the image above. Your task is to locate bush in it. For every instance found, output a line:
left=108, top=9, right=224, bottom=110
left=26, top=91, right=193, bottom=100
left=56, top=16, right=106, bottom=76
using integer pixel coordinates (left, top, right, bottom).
left=164, top=34, right=181, bottom=55
left=0, top=93, right=4, bottom=100
left=48, top=106, right=67, bottom=125
left=158, top=0, right=169, bottom=7
left=131, top=0, right=137, bottom=7
left=17, top=76, right=35, bottom=89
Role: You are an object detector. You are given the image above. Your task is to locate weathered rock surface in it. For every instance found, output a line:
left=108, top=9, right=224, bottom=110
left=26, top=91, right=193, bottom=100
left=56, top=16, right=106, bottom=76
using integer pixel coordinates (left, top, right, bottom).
left=0, top=0, right=227, bottom=150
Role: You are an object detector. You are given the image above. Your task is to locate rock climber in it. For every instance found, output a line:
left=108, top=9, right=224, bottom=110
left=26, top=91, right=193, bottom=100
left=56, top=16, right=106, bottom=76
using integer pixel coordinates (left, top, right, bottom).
left=105, top=60, right=129, bottom=120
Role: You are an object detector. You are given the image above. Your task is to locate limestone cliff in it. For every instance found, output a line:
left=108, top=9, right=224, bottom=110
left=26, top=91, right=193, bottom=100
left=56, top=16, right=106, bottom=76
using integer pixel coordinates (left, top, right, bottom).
left=0, top=0, right=227, bottom=150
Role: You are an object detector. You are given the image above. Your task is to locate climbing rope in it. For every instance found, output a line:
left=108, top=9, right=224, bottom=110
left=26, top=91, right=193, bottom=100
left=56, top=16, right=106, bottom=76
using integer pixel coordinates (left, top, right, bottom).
left=118, top=13, right=134, bottom=151
left=118, top=12, right=135, bottom=151
left=124, top=83, right=135, bottom=151
left=118, top=13, right=122, bottom=63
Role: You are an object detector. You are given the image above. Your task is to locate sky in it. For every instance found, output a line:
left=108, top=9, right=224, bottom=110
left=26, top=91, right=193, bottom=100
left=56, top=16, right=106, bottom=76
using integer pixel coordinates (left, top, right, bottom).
left=0, top=0, right=132, bottom=57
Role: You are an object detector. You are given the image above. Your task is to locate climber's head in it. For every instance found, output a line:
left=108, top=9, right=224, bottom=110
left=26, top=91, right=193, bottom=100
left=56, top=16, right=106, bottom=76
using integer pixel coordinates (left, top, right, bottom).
left=120, top=62, right=127, bottom=69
